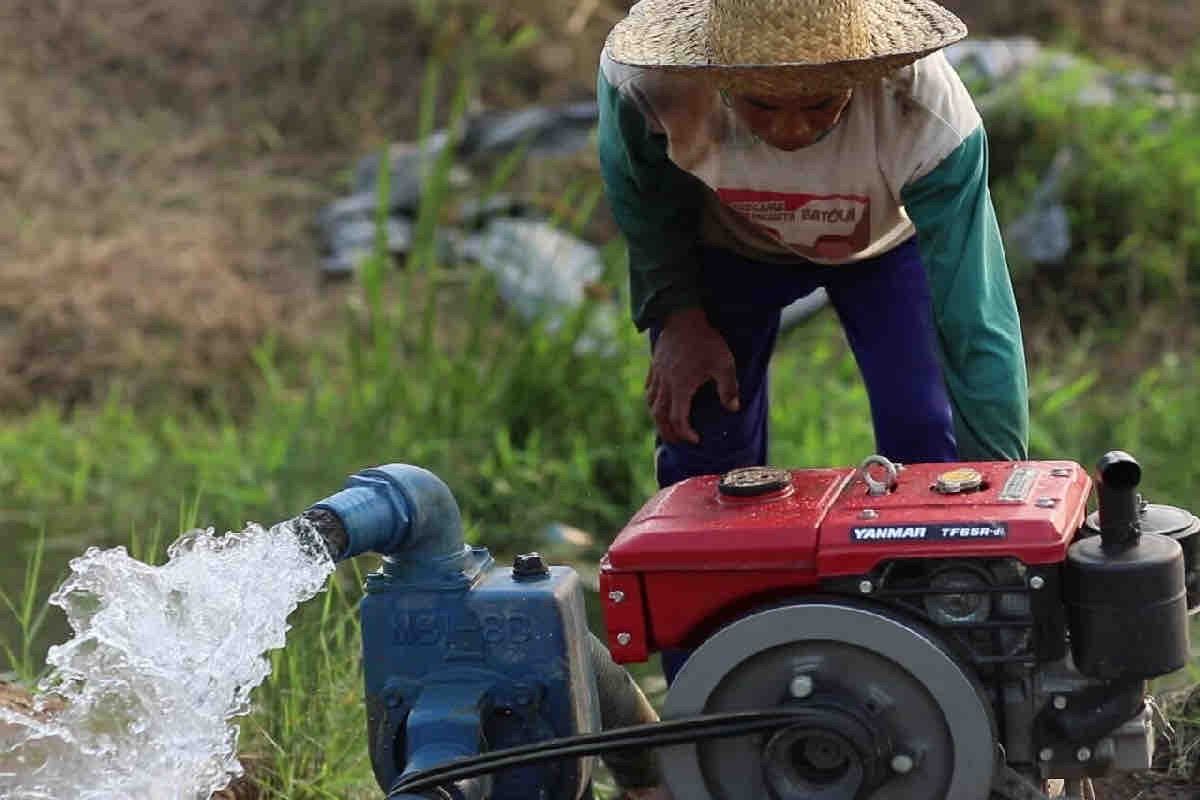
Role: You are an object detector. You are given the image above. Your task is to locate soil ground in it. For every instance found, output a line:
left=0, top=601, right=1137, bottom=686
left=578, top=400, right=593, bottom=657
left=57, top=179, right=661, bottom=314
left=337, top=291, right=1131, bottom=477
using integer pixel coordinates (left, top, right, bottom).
left=1093, top=774, right=1199, bottom=800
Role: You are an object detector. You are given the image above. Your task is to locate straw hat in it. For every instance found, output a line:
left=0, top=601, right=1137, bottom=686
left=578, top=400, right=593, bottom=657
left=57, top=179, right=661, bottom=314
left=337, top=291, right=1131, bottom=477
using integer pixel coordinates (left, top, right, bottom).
left=605, top=0, right=967, bottom=92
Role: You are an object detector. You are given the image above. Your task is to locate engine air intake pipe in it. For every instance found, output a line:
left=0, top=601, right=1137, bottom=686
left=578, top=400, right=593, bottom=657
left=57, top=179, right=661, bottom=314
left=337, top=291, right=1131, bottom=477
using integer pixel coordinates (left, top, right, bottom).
left=1064, top=451, right=1190, bottom=679
left=1095, top=451, right=1142, bottom=553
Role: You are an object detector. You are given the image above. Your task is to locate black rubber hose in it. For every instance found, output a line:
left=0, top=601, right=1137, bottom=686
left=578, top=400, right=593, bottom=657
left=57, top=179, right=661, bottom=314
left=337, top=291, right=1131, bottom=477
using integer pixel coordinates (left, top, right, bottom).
left=385, top=708, right=814, bottom=797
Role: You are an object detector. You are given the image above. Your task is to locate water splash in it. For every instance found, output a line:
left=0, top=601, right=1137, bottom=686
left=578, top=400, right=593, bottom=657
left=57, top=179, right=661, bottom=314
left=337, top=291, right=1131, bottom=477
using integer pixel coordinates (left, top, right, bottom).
left=0, top=517, right=335, bottom=800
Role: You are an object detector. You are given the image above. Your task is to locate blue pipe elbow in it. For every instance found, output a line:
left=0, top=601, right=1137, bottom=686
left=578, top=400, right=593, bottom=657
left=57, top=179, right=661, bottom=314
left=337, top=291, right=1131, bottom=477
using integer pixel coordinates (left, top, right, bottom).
left=308, top=464, right=466, bottom=563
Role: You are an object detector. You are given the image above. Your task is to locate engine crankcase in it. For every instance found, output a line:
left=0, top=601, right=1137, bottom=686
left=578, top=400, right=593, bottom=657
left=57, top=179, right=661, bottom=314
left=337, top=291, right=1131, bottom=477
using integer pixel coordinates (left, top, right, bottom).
left=659, top=602, right=997, bottom=800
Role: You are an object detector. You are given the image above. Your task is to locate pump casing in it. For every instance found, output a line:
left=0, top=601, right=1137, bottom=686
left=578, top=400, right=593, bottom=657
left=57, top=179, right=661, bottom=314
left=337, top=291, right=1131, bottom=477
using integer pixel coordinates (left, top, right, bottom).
left=361, top=558, right=599, bottom=798
left=309, top=464, right=600, bottom=800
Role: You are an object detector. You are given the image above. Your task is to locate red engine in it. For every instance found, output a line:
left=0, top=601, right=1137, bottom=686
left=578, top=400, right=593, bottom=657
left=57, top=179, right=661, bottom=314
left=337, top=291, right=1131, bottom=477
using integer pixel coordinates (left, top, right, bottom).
left=601, top=453, right=1197, bottom=799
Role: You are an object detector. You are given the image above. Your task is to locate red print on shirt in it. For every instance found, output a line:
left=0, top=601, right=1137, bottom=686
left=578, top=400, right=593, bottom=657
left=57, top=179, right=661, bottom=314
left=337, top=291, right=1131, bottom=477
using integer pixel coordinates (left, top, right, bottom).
left=717, top=189, right=872, bottom=260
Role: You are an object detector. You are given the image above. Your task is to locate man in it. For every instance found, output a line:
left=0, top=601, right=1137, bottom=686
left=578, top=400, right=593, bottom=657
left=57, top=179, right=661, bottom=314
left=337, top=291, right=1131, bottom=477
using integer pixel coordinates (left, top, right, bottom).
left=595, top=1, right=1029, bottom=796
left=598, top=0, right=1028, bottom=491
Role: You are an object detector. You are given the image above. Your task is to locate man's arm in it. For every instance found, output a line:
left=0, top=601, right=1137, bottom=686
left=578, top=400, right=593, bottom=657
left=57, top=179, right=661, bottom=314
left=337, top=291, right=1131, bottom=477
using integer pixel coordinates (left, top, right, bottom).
left=901, top=125, right=1030, bottom=461
left=596, top=68, right=707, bottom=331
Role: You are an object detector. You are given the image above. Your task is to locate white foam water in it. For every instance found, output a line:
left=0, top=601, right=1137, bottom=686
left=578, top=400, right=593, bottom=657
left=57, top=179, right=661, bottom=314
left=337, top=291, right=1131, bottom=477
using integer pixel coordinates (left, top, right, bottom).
left=0, top=517, right=335, bottom=799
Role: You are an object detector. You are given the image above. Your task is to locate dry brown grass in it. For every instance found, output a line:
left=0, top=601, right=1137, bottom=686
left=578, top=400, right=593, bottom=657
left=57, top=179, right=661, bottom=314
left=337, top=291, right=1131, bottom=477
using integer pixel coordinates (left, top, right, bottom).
left=0, top=2, right=333, bottom=410
left=0, top=0, right=629, bottom=411
left=941, top=0, right=1200, bottom=69
left=0, top=0, right=1193, bottom=411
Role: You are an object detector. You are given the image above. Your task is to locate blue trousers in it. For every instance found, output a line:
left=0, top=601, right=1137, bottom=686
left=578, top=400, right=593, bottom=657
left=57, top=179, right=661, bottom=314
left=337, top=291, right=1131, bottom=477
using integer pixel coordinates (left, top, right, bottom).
left=651, top=237, right=957, bottom=488
left=651, top=238, right=957, bottom=684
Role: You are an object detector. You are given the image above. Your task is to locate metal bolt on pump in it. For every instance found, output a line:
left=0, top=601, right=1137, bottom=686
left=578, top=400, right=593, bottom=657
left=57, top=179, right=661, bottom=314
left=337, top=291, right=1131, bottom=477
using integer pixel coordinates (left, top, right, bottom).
left=789, top=675, right=814, bottom=699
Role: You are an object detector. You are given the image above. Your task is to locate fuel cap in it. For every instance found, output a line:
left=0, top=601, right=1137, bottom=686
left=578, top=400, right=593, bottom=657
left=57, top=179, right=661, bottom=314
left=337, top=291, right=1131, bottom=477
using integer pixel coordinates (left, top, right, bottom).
left=718, top=466, right=792, bottom=497
left=934, top=467, right=984, bottom=494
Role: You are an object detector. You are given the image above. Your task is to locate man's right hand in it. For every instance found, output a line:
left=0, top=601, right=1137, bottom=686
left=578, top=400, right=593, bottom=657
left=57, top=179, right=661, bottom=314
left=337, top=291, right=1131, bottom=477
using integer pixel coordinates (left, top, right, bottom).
left=646, top=307, right=740, bottom=445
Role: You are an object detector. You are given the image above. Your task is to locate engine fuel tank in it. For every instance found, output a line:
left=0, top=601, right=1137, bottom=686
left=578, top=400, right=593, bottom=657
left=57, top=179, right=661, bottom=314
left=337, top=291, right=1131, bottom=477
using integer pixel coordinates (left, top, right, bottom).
left=601, top=459, right=1092, bottom=662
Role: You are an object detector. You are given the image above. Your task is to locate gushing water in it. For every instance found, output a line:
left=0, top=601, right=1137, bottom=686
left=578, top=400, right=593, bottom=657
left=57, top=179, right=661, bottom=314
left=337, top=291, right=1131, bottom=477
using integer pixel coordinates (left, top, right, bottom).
left=0, top=517, right=335, bottom=799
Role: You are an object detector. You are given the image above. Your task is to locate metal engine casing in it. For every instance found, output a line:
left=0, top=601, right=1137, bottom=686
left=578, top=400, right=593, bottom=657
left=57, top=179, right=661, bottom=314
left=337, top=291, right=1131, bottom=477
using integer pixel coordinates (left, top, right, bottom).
left=602, top=460, right=1090, bottom=661
left=362, top=553, right=600, bottom=799
left=600, top=459, right=1186, bottom=795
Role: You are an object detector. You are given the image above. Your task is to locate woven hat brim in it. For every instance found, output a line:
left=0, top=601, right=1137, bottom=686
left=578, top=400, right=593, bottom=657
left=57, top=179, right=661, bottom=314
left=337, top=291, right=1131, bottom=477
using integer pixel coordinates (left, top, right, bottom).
left=606, top=0, right=967, bottom=89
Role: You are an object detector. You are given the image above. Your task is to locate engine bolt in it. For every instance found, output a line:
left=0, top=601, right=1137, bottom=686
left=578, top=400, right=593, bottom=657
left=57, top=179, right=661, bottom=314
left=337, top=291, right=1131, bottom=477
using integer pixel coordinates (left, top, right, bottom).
left=1036, top=497, right=1058, bottom=508
left=1053, top=695, right=1068, bottom=710
left=789, top=675, right=814, bottom=699
left=1076, top=747, right=1092, bottom=762
left=1051, top=468, right=1072, bottom=477
left=616, top=632, right=632, bottom=646
left=890, top=754, right=915, bottom=774
left=1039, top=748, right=1054, bottom=762
left=608, top=590, right=626, bottom=604
left=859, top=509, right=879, bottom=520
left=1029, top=576, right=1046, bottom=590
left=859, top=580, right=874, bottom=594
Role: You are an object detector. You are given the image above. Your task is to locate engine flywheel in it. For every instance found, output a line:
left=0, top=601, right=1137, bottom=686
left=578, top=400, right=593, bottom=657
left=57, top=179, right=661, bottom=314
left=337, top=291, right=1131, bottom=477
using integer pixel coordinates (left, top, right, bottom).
left=659, top=602, right=997, bottom=800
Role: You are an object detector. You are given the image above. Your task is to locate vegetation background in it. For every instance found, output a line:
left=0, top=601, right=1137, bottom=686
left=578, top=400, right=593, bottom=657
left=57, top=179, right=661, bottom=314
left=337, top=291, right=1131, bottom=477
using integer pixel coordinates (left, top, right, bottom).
left=1, top=0, right=1198, bottom=797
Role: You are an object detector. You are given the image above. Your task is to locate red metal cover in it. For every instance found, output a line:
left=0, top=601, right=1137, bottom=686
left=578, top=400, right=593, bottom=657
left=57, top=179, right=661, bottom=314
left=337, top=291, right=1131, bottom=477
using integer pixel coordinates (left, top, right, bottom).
left=818, top=460, right=1092, bottom=573
left=601, top=460, right=1093, bottom=659
left=598, top=565, right=650, bottom=662
left=605, top=468, right=850, bottom=573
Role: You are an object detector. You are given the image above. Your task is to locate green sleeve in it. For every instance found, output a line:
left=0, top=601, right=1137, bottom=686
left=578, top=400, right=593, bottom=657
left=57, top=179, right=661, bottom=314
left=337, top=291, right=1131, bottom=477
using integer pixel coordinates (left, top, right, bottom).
left=901, top=125, right=1030, bottom=461
left=596, top=68, right=707, bottom=331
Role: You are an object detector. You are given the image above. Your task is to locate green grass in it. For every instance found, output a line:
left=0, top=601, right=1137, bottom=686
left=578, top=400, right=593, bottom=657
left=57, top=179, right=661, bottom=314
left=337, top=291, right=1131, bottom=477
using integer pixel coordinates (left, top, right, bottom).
left=2, top=24, right=1200, bottom=800
left=977, top=47, right=1200, bottom=340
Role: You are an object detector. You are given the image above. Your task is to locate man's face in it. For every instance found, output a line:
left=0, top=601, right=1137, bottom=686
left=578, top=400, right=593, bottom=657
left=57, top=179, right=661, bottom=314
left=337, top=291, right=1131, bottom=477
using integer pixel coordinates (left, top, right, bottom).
left=727, top=89, right=853, bottom=151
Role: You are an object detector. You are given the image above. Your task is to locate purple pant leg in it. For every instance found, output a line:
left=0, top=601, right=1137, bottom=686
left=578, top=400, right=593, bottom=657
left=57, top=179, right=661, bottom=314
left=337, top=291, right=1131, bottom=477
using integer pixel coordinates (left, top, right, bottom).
left=823, top=238, right=958, bottom=464
left=650, top=248, right=823, bottom=489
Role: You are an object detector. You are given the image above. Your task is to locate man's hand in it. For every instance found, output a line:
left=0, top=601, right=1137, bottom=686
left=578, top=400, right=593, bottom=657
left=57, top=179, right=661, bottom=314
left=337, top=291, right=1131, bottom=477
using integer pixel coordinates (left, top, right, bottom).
left=646, top=307, right=740, bottom=444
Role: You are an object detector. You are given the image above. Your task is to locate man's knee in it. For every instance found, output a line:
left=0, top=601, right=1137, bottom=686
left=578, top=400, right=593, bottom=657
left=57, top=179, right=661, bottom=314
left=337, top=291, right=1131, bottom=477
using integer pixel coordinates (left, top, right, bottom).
left=873, top=408, right=957, bottom=464
left=656, top=438, right=764, bottom=487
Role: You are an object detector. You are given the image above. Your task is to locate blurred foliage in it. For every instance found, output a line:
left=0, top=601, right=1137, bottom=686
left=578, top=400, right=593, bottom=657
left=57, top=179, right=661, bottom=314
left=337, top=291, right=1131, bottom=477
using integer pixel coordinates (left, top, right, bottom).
left=970, top=49, right=1200, bottom=349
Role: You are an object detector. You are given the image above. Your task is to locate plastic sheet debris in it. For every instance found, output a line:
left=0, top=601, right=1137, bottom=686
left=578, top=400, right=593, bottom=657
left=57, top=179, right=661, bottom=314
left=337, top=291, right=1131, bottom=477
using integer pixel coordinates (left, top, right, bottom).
left=352, top=132, right=469, bottom=214
left=317, top=202, right=413, bottom=276
left=1006, top=149, right=1075, bottom=266
left=946, top=37, right=1045, bottom=84
left=318, top=103, right=598, bottom=277
left=457, top=218, right=621, bottom=355
left=781, top=289, right=829, bottom=331
left=945, top=38, right=1190, bottom=266
left=946, top=37, right=1192, bottom=111
left=457, top=102, right=598, bottom=161
left=458, top=193, right=532, bottom=229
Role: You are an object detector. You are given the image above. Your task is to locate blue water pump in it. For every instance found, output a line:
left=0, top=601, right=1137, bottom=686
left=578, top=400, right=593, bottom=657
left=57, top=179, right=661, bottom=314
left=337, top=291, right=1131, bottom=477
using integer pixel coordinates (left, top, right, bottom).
left=307, top=465, right=601, bottom=800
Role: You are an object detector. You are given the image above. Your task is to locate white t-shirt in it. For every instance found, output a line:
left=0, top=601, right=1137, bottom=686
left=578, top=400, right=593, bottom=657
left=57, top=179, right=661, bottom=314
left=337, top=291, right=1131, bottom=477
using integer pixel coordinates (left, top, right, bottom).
left=600, top=50, right=984, bottom=264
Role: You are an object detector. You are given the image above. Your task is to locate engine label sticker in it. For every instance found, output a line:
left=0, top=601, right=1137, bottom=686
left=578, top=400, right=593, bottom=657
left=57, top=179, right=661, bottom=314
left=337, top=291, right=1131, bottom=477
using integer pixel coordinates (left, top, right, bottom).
left=850, top=523, right=1009, bottom=542
left=998, top=466, right=1039, bottom=502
